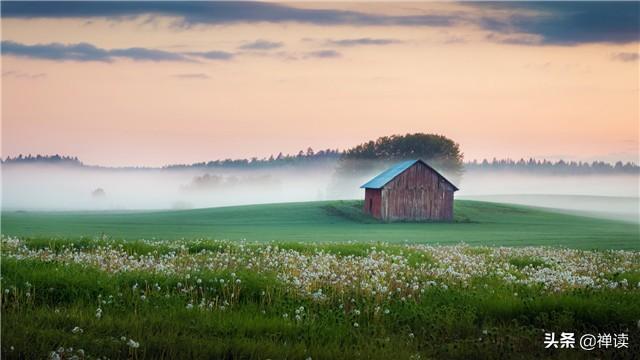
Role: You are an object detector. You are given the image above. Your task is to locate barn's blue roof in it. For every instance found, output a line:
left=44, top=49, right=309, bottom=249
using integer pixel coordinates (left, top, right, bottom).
left=360, top=159, right=459, bottom=190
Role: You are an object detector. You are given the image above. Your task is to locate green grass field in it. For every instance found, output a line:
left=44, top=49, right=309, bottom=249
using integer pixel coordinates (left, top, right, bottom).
left=2, top=200, right=639, bottom=359
left=2, top=200, right=638, bottom=249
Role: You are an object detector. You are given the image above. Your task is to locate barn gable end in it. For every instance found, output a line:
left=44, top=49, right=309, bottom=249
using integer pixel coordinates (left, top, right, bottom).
left=361, top=160, right=458, bottom=221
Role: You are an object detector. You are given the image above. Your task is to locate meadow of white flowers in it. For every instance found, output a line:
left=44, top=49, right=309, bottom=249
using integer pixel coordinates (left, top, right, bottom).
left=3, top=236, right=639, bottom=305
left=2, top=235, right=640, bottom=359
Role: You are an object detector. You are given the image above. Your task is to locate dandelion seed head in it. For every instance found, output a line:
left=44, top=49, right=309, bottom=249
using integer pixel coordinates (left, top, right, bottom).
left=127, top=339, right=140, bottom=349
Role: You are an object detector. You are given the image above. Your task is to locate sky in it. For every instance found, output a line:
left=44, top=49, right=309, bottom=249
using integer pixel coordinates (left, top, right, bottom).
left=1, top=1, right=639, bottom=167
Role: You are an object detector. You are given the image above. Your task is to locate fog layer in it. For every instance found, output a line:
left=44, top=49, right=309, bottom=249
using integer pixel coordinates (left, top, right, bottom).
left=2, top=164, right=638, bottom=222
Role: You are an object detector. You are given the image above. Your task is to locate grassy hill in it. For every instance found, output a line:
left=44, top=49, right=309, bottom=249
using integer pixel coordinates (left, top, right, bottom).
left=2, top=200, right=638, bottom=249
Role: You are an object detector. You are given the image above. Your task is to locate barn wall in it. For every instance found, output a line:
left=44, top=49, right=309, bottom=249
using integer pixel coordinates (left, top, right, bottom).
left=380, top=162, right=454, bottom=221
left=364, top=188, right=382, bottom=219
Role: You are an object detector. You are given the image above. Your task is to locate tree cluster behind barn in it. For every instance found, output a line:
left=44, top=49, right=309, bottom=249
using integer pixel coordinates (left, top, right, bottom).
left=361, top=160, right=458, bottom=221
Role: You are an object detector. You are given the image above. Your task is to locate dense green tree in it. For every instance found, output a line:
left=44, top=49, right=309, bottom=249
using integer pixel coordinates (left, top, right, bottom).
left=328, top=133, right=464, bottom=197
left=338, top=133, right=464, bottom=175
left=344, top=134, right=461, bottom=163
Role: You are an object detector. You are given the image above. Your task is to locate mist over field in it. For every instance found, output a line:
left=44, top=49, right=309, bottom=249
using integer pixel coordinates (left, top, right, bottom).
left=1, top=163, right=334, bottom=211
left=2, top=163, right=638, bottom=222
left=457, top=172, right=640, bottom=222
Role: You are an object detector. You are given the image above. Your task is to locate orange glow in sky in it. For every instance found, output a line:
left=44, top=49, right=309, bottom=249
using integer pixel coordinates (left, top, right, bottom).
left=1, top=2, right=638, bottom=166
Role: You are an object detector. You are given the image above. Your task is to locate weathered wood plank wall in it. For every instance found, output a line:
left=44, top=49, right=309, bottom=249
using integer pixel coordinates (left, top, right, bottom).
left=363, top=188, right=382, bottom=218
left=380, top=162, right=454, bottom=221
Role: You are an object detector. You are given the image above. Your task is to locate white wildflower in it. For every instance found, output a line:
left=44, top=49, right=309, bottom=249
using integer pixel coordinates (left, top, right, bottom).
left=127, top=339, right=140, bottom=349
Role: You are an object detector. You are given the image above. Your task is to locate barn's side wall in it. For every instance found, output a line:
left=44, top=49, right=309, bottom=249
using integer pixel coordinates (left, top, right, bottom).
left=364, top=188, right=382, bottom=219
left=380, top=163, right=454, bottom=221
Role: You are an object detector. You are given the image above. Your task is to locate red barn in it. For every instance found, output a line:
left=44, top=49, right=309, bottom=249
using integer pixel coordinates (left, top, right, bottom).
left=361, top=159, right=458, bottom=221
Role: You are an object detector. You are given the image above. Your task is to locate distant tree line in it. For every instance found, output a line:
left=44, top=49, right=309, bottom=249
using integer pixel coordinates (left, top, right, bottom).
left=466, top=158, right=639, bottom=174
left=164, top=148, right=341, bottom=169
left=3, top=151, right=639, bottom=175
left=2, top=154, right=83, bottom=166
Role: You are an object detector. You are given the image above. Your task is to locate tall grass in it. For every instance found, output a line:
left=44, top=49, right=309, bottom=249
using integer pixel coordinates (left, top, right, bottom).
left=2, top=238, right=639, bottom=359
